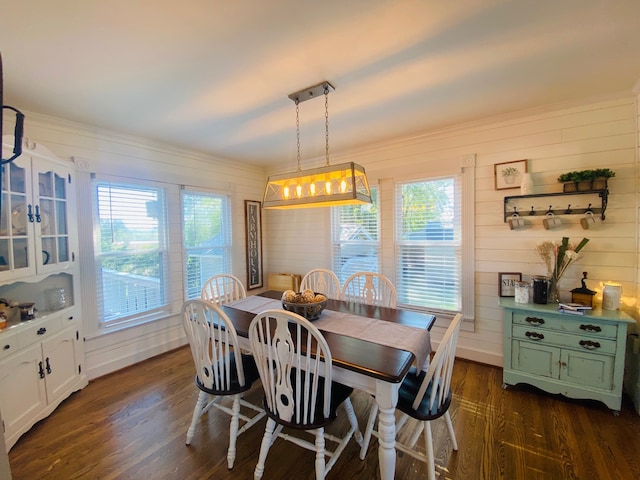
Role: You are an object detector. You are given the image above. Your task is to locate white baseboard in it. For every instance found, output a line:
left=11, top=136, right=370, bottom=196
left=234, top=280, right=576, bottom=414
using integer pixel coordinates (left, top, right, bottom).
left=456, top=345, right=503, bottom=368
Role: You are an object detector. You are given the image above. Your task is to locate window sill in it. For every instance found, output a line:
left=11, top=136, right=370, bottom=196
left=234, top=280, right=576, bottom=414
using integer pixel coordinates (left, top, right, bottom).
left=85, top=308, right=178, bottom=340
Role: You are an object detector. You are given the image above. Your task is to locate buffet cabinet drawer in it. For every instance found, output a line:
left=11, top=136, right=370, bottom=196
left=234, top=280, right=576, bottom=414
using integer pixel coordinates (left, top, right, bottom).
left=0, top=331, right=18, bottom=361
left=17, top=314, right=62, bottom=349
left=512, top=324, right=617, bottom=355
left=512, top=312, right=618, bottom=339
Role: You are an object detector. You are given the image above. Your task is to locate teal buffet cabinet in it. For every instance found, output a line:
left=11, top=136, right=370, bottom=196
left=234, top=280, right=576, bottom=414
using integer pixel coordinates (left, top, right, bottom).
left=500, top=298, right=636, bottom=413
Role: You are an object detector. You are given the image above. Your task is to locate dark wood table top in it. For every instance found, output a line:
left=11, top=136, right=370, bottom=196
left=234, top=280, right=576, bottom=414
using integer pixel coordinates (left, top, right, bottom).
left=220, top=290, right=436, bottom=384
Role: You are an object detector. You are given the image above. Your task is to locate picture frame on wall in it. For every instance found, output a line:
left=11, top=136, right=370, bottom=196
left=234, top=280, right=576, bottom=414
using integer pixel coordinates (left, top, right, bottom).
left=494, top=159, right=527, bottom=190
left=498, top=272, right=522, bottom=297
left=245, top=200, right=263, bottom=290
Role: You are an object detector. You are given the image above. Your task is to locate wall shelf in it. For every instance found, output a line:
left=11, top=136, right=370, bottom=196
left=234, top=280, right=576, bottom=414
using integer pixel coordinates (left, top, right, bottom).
left=503, top=189, right=608, bottom=222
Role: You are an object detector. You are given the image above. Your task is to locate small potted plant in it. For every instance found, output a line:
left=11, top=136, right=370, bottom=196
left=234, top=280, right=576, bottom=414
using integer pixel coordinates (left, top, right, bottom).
left=591, top=168, right=615, bottom=190
left=557, top=169, right=614, bottom=192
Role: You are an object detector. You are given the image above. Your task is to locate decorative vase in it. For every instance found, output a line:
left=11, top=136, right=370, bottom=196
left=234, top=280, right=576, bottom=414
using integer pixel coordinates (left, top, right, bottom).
left=520, top=173, right=534, bottom=195
left=548, top=277, right=561, bottom=303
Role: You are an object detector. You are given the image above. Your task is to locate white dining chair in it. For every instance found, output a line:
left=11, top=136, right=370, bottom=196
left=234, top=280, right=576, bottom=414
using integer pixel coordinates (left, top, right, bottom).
left=359, top=313, right=463, bottom=480
left=300, top=268, right=341, bottom=299
left=341, top=271, right=397, bottom=308
left=201, top=274, right=246, bottom=305
left=181, top=299, right=265, bottom=469
left=249, top=309, right=363, bottom=480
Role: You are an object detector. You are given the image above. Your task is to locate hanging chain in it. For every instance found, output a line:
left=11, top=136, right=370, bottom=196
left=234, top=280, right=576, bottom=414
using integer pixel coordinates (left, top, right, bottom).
left=324, top=85, right=330, bottom=166
left=295, top=98, right=301, bottom=172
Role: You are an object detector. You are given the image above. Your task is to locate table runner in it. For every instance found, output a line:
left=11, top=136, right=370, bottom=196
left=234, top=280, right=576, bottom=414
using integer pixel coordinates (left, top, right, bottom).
left=226, top=296, right=431, bottom=369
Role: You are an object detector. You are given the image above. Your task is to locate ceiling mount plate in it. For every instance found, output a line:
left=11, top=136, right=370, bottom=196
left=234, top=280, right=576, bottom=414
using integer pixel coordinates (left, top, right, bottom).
left=288, top=81, right=335, bottom=103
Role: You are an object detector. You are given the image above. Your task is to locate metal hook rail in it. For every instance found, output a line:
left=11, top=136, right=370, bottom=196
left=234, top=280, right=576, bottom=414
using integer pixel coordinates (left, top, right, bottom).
left=503, top=189, right=608, bottom=223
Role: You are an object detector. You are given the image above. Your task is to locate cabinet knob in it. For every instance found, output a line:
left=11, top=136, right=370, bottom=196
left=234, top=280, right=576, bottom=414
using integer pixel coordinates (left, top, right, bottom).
left=37, top=327, right=47, bottom=335
left=3, top=344, right=10, bottom=350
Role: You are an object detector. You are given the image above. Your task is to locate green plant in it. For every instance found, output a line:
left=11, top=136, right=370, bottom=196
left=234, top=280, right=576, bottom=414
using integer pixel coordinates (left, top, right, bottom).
left=592, top=168, right=615, bottom=179
left=557, top=169, right=615, bottom=183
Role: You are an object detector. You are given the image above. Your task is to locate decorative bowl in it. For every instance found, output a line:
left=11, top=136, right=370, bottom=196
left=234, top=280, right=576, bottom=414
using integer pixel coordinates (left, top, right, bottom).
left=281, top=291, right=327, bottom=321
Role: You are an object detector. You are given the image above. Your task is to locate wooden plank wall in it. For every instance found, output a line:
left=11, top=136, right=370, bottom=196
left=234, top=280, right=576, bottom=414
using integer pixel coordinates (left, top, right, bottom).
left=265, top=94, right=639, bottom=366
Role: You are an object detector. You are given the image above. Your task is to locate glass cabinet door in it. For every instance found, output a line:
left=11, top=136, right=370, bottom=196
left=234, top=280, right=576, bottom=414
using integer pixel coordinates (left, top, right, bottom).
left=34, top=159, right=72, bottom=272
left=0, top=153, right=36, bottom=279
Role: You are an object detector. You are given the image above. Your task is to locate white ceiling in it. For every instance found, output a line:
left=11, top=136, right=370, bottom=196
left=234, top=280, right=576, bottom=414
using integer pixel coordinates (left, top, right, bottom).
left=1, top=0, right=639, bottom=167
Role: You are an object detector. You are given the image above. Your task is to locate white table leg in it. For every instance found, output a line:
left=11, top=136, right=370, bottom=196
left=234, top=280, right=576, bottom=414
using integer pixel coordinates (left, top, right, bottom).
left=375, top=380, right=399, bottom=480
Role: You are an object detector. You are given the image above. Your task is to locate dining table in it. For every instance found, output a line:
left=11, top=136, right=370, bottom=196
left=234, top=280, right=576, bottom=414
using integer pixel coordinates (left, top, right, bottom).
left=220, top=290, right=436, bottom=480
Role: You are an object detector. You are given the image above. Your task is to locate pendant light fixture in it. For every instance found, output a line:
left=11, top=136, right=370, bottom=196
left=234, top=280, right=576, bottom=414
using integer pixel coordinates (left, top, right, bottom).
left=263, top=81, right=372, bottom=209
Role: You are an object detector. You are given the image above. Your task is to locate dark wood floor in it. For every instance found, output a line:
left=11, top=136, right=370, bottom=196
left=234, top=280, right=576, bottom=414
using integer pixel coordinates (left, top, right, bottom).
left=8, top=346, right=640, bottom=480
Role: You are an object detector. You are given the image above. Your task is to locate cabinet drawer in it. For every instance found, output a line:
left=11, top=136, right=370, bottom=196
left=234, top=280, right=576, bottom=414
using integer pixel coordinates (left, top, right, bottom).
left=0, top=331, right=19, bottom=361
left=512, top=312, right=617, bottom=339
left=512, top=325, right=617, bottom=355
left=17, top=315, right=62, bottom=348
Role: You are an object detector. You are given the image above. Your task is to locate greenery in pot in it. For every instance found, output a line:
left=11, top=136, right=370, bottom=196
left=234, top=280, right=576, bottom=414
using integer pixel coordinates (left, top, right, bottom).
left=557, top=169, right=615, bottom=183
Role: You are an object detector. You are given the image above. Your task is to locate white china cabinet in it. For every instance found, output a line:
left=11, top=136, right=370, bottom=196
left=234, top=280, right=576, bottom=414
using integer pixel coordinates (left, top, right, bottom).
left=0, top=136, right=86, bottom=450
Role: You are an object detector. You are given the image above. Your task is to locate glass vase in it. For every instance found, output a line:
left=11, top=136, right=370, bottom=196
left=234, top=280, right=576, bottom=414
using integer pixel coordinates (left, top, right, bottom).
left=548, top=277, right=561, bottom=303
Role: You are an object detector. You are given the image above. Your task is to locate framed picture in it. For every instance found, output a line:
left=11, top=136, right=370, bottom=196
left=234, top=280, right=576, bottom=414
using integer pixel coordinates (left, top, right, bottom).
left=245, top=200, right=263, bottom=290
left=499, top=272, right=522, bottom=297
left=494, top=159, right=527, bottom=190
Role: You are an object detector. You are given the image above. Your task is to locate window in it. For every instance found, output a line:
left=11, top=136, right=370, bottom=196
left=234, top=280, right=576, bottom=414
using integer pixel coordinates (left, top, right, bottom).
left=395, top=176, right=462, bottom=313
left=182, top=189, right=232, bottom=299
left=93, top=179, right=169, bottom=328
left=331, top=187, right=379, bottom=283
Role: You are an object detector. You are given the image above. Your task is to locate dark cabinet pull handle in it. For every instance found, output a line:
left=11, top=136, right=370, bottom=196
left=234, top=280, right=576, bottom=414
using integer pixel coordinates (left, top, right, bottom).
left=45, top=357, right=52, bottom=374
left=35, top=204, right=41, bottom=223
left=579, top=339, right=601, bottom=350
left=525, top=316, right=545, bottom=325
left=38, top=361, right=45, bottom=379
left=3, top=344, right=9, bottom=350
left=37, top=327, right=47, bottom=335
left=580, top=324, right=601, bottom=333
left=525, top=331, right=544, bottom=340
left=67, top=316, right=74, bottom=320
left=27, top=204, right=34, bottom=223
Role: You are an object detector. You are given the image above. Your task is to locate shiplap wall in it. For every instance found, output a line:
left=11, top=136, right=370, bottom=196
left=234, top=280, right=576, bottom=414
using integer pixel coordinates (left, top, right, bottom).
left=265, top=94, right=640, bottom=366
left=1, top=111, right=267, bottom=378
left=3, top=93, right=638, bottom=373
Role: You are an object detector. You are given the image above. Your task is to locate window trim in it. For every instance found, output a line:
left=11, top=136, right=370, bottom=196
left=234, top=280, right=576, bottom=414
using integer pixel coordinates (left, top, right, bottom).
left=91, top=175, right=173, bottom=332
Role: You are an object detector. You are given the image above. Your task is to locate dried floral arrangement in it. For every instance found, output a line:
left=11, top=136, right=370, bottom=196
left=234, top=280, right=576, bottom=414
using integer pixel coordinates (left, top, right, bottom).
left=536, top=237, right=589, bottom=301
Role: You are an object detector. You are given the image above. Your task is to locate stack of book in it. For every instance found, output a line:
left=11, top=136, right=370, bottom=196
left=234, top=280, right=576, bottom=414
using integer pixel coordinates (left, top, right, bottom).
left=557, top=302, right=593, bottom=315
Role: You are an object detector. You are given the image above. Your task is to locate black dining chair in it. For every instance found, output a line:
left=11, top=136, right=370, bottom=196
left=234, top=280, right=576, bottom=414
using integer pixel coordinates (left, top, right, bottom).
left=359, top=313, right=463, bottom=480
left=249, top=309, right=362, bottom=480
left=181, top=299, right=265, bottom=469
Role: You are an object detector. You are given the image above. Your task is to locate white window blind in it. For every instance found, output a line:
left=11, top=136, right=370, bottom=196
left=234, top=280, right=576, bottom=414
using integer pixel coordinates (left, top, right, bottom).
left=93, top=180, right=169, bottom=327
left=395, top=176, right=462, bottom=312
left=181, top=189, right=232, bottom=299
left=331, top=186, right=379, bottom=283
